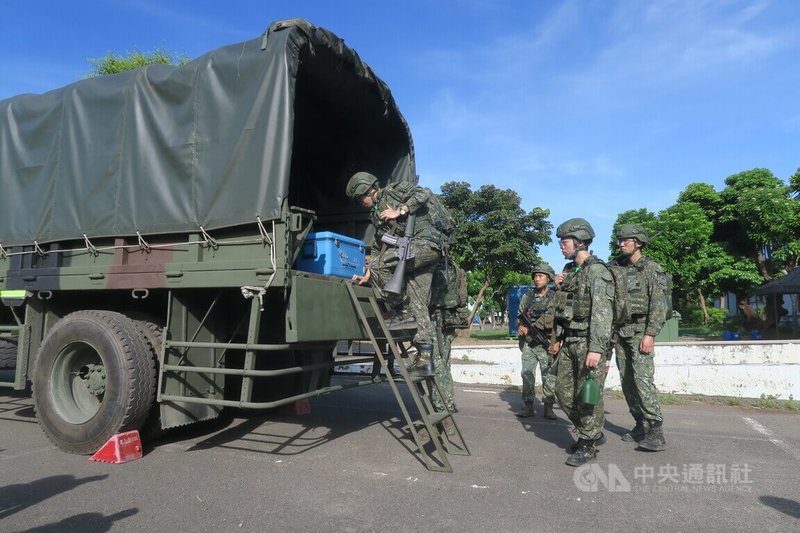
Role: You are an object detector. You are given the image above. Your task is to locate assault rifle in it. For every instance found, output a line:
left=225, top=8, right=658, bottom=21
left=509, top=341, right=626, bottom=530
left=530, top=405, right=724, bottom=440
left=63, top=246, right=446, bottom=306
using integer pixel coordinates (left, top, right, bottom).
left=516, top=312, right=552, bottom=350
left=382, top=213, right=416, bottom=296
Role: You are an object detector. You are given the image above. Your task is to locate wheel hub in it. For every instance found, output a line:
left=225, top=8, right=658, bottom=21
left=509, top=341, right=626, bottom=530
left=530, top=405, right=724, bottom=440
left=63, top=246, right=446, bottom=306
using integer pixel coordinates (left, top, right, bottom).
left=80, top=363, right=106, bottom=397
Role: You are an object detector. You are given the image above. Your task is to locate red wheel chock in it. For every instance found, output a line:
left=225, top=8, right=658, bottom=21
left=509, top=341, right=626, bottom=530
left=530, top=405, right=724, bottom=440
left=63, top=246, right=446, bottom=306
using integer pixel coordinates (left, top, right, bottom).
left=89, top=430, right=143, bottom=464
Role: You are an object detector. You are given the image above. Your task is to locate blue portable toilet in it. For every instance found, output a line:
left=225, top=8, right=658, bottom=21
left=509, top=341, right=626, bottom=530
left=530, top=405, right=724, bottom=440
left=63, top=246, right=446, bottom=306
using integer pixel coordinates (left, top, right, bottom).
left=508, top=285, right=535, bottom=336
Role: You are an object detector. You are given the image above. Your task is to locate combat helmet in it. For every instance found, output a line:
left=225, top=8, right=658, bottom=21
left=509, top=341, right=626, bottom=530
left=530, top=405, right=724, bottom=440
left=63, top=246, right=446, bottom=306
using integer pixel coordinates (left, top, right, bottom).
left=616, top=223, right=649, bottom=245
left=532, top=263, right=556, bottom=282
left=345, top=172, right=378, bottom=200
left=556, top=218, right=595, bottom=242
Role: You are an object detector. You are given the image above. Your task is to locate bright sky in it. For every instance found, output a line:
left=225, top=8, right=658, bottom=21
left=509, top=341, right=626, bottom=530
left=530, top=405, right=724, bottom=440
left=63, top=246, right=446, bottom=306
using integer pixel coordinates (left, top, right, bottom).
left=2, top=0, right=798, bottom=271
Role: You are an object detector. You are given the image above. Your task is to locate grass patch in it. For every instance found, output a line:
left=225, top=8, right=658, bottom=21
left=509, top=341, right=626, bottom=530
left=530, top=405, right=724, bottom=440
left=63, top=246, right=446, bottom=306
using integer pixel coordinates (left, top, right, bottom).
left=724, top=397, right=744, bottom=407
left=657, top=393, right=702, bottom=405
left=451, top=354, right=496, bottom=365
left=752, top=394, right=800, bottom=410
left=469, top=328, right=514, bottom=341
left=605, top=390, right=800, bottom=411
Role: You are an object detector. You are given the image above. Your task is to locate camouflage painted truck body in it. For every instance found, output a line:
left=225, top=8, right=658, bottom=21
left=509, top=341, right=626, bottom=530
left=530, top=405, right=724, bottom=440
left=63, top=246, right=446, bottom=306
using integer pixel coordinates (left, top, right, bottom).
left=0, top=19, right=413, bottom=453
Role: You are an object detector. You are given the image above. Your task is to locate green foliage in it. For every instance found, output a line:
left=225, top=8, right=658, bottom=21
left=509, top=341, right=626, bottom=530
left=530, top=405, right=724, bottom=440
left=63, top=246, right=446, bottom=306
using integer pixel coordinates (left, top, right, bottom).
left=465, top=269, right=495, bottom=317
left=503, top=271, right=534, bottom=288
left=689, top=307, right=727, bottom=327
left=753, top=394, right=800, bottom=410
left=701, top=244, right=762, bottom=295
left=612, top=168, right=799, bottom=318
left=438, top=182, right=551, bottom=315
left=87, top=48, right=189, bottom=76
left=718, top=168, right=800, bottom=270
left=790, top=168, right=800, bottom=199
left=678, top=182, right=723, bottom=221
left=468, top=328, right=510, bottom=340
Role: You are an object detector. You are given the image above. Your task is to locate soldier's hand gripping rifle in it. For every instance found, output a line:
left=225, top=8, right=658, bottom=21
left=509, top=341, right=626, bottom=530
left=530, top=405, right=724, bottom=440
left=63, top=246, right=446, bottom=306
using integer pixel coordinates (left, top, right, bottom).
left=517, top=312, right=552, bottom=350
left=382, top=213, right=416, bottom=296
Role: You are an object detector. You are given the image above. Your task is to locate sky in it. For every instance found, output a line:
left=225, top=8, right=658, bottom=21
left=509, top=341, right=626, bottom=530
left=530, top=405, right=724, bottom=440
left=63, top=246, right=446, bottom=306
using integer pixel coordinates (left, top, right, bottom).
left=1, top=0, right=799, bottom=271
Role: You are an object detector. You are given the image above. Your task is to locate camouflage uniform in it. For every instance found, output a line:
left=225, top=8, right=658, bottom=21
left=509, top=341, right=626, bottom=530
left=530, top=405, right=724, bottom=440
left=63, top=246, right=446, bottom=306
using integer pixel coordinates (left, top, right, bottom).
left=430, top=311, right=456, bottom=412
left=429, top=260, right=469, bottom=414
left=554, top=256, right=614, bottom=441
left=518, top=289, right=556, bottom=406
left=368, top=182, right=443, bottom=346
left=613, top=256, right=668, bottom=429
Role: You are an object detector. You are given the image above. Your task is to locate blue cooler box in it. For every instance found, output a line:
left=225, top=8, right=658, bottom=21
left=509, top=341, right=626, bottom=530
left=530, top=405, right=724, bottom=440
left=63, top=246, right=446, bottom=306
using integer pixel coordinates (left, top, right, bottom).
left=295, top=231, right=366, bottom=278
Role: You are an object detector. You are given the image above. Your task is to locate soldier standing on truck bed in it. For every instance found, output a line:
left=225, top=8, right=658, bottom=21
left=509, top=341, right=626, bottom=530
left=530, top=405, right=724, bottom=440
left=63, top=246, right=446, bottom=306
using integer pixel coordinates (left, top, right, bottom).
left=346, top=172, right=446, bottom=377
left=611, top=224, right=668, bottom=451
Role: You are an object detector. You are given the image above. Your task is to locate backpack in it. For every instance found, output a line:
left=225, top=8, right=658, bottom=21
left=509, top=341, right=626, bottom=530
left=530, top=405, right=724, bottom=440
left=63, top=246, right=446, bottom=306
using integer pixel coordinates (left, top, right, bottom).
left=431, top=257, right=467, bottom=310
left=424, top=189, right=457, bottom=236
left=431, top=257, right=470, bottom=329
left=584, top=256, right=631, bottom=326
left=606, top=263, right=632, bottom=326
left=660, top=271, right=674, bottom=317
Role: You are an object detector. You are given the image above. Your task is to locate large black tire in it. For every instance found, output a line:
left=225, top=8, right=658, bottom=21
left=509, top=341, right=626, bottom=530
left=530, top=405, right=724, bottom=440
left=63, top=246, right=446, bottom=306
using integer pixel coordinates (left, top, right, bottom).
left=32, top=310, right=157, bottom=454
left=129, top=314, right=165, bottom=440
left=0, top=341, right=16, bottom=369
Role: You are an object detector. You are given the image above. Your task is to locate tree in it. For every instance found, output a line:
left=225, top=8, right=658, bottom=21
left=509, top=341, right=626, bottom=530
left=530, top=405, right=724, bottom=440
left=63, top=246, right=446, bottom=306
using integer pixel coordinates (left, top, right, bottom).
left=788, top=167, right=800, bottom=199
left=718, top=168, right=800, bottom=281
left=611, top=169, right=800, bottom=328
left=87, top=48, right=189, bottom=77
left=677, top=182, right=724, bottom=229
left=439, top=182, right=552, bottom=327
left=649, top=203, right=714, bottom=323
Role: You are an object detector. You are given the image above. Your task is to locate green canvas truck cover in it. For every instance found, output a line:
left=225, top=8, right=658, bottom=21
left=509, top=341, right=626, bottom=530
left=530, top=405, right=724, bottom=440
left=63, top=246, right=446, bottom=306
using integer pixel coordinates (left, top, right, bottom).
left=0, top=18, right=415, bottom=248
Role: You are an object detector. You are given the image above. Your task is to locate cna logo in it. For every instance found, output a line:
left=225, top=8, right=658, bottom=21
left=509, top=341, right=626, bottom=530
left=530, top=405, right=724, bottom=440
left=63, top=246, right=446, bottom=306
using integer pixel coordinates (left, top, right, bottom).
left=573, top=463, right=631, bottom=492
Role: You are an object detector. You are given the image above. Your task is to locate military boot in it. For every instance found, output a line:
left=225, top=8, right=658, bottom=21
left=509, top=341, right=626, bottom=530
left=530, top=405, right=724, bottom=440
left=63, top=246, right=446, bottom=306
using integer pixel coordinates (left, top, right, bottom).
left=386, top=315, right=417, bottom=331
left=638, top=421, right=666, bottom=451
left=543, top=403, right=557, bottom=420
left=621, top=420, right=646, bottom=442
left=569, top=432, right=606, bottom=453
left=565, top=438, right=598, bottom=467
left=409, top=343, right=434, bottom=378
left=516, top=401, right=535, bottom=418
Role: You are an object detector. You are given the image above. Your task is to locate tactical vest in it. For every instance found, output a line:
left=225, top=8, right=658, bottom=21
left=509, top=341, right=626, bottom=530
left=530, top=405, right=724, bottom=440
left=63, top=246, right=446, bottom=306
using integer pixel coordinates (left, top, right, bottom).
left=553, top=256, right=606, bottom=324
left=625, top=257, right=651, bottom=316
left=522, top=289, right=553, bottom=321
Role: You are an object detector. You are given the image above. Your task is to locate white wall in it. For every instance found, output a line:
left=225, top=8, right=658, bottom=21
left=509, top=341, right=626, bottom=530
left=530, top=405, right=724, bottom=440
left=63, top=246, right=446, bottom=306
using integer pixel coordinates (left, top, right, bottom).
left=448, top=341, right=799, bottom=399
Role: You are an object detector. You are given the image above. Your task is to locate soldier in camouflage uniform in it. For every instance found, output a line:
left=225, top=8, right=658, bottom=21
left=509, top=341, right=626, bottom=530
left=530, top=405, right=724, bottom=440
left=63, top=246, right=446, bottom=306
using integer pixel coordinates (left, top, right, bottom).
left=553, top=218, right=614, bottom=467
left=516, top=263, right=559, bottom=420
left=430, top=257, right=471, bottom=433
left=431, top=319, right=456, bottom=411
left=612, top=224, right=668, bottom=451
left=346, top=172, right=443, bottom=377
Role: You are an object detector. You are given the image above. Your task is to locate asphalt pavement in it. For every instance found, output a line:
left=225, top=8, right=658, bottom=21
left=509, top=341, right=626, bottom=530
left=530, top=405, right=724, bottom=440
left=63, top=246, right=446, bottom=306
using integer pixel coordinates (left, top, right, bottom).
left=1, top=375, right=799, bottom=532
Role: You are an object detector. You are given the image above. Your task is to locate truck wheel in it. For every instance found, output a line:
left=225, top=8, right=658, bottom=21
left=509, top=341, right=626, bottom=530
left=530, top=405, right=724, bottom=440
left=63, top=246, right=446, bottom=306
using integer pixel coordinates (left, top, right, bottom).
left=0, top=341, right=16, bottom=369
left=129, top=315, right=165, bottom=440
left=32, top=310, right=157, bottom=454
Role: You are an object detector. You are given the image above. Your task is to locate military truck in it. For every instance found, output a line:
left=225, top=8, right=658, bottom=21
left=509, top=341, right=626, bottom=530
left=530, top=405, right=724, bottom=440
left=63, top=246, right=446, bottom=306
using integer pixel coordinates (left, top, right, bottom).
left=0, top=19, right=458, bottom=462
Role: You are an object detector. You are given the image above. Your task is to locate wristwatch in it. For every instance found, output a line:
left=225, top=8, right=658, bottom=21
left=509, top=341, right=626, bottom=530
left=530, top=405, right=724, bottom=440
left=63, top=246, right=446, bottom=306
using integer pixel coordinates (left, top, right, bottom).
left=399, top=206, right=407, bottom=216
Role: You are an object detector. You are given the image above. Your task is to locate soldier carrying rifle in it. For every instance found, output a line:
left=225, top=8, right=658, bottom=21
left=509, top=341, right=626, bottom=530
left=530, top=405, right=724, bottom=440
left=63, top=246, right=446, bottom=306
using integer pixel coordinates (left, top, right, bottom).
left=346, top=172, right=450, bottom=377
left=516, top=263, right=560, bottom=419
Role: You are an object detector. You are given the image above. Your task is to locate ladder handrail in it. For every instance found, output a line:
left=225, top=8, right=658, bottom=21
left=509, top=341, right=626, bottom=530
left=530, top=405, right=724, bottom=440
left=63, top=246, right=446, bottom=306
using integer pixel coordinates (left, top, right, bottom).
left=344, top=283, right=469, bottom=472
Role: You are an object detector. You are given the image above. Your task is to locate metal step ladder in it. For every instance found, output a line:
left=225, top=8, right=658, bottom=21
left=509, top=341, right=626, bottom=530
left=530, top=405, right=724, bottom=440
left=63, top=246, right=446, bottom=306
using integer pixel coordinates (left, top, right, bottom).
left=344, top=283, right=470, bottom=472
